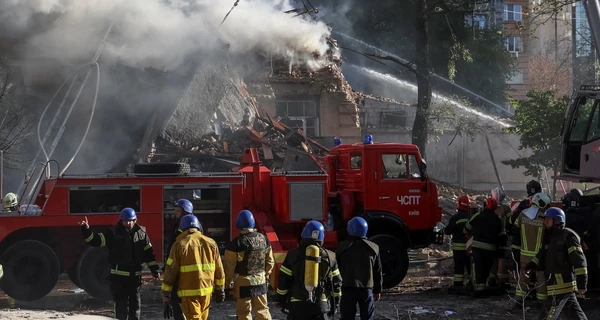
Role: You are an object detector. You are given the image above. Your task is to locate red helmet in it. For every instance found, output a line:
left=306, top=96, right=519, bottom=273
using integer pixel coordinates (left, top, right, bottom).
left=457, top=195, right=472, bottom=210
left=485, top=197, right=498, bottom=210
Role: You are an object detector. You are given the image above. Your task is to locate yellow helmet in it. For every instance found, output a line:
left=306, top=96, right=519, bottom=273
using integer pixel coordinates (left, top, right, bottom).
left=3, top=193, right=18, bottom=207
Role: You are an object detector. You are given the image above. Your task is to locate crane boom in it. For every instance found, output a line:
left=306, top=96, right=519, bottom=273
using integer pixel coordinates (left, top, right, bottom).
left=583, top=0, right=600, bottom=55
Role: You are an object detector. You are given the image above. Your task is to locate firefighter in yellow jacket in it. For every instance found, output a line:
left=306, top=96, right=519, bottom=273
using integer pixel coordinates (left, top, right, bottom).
left=223, top=210, right=275, bottom=320
left=511, top=192, right=551, bottom=308
left=162, top=214, right=226, bottom=320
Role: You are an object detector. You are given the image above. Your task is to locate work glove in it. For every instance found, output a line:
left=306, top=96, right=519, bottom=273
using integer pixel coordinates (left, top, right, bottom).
left=214, top=289, right=225, bottom=303
left=163, top=301, right=173, bottom=319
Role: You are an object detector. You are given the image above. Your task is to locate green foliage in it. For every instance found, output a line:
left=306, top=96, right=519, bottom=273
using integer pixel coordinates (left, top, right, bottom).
left=501, top=91, right=568, bottom=177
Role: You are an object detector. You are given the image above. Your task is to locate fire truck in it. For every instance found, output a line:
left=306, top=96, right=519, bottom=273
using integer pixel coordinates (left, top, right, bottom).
left=0, top=135, right=442, bottom=301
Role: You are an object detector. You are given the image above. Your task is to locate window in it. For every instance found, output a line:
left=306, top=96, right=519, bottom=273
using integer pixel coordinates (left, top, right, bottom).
left=586, top=102, right=600, bottom=142
left=464, top=14, right=487, bottom=28
left=504, top=4, right=522, bottom=21
left=505, top=36, right=522, bottom=52
left=69, top=187, right=140, bottom=214
left=381, top=111, right=407, bottom=127
left=408, top=155, right=421, bottom=179
left=382, top=154, right=408, bottom=179
left=276, top=99, right=319, bottom=136
left=569, top=98, right=596, bottom=142
left=507, top=70, right=523, bottom=84
left=350, top=152, right=362, bottom=169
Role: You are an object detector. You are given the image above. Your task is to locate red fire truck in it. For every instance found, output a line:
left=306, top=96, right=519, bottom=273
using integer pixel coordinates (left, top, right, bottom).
left=0, top=136, right=442, bottom=301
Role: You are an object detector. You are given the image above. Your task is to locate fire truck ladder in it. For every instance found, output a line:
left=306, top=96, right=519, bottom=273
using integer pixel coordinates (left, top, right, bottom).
left=18, top=160, right=60, bottom=212
left=18, top=23, right=114, bottom=204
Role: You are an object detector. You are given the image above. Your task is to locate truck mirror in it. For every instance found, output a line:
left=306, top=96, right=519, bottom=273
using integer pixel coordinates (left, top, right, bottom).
left=419, top=159, right=427, bottom=181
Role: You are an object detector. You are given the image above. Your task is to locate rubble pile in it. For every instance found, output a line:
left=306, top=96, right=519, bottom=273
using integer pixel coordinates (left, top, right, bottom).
left=144, top=114, right=330, bottom=173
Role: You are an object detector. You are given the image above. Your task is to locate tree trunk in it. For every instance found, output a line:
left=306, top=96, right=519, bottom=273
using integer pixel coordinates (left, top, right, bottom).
left=552, top=168, right=558, bottom=200
left=412, top=0, right=432, bottom=158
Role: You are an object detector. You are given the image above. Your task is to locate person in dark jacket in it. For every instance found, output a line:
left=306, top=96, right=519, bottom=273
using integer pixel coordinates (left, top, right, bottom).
left=443, top=195, right=472, bottom=287
left=336, top=217, right=382, bottom=320
left=163, top=199, right=194, bottom=320
left=525, top=207, right=589, bottom=320
left=464, top=197, right=503, bottom=297
left=79, top=208, right=160, bottom=320
left=276, top=220, right=343, bottom=320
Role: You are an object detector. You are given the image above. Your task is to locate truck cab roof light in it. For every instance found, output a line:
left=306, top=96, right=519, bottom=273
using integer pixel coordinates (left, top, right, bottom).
left=364, top=134, right=373, bottom=144
left=334, top=137, right=342, bottom=146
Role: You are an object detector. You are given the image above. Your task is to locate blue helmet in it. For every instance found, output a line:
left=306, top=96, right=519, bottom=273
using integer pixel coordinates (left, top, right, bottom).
left=544, top=207, right=566, bottom=223
left=236, top=210, right=255, bottom=230
left=120, top=208, right=137, bottom=221
left=175, top=199, right=194, bottom=214
left=347, top=217, right=368, bottom=237
left=301, top=220, right=325, bottom=241
left=180, top=214, right=201, bottom=230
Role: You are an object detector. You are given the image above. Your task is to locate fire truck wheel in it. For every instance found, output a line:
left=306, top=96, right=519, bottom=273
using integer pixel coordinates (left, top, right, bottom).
left=0, top=240, right=61, bottom=301
left=369, top=234, right=409, bottom=289
left=133, top=162, right=190, bottom=175
left=77, top=247, right=112, bottom=301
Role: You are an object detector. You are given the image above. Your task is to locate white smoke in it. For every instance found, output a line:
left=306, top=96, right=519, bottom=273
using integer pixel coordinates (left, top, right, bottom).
left=0, top=0, right=333, bottom=71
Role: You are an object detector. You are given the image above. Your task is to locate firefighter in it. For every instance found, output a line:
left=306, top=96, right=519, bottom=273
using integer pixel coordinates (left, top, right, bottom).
left=164, top=198, right=194, bottom=320
left=525, top=207, right=589, bottom=320
left=463, top=197, right=503, bottom=297
left=489, top=200, right=513, bottom=289
left=442, top=195, right=472, bottom=287
left=563, top=188, right=590, bottom=301
left=2, top=192, right=18, bottom=212
left=79, top=208, right=161, bottom=320
left=223, top=210, right=275, bottom=320
left=336, top=217, right=382, bottom=320
left=162, top=214, right=225, bottom=320
left=511, top=192, right=551, bottom=307
left=276, top=220, right=343, bottom=320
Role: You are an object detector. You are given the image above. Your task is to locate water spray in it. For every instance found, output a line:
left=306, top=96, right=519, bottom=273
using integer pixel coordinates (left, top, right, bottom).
left=19, top=23, right=113, bottom=201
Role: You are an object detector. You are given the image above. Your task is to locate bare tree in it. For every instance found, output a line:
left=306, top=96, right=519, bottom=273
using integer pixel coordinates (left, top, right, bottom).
left=0, top=63, right=35, bottom=169
left=529, top=38, right=573, bottom=97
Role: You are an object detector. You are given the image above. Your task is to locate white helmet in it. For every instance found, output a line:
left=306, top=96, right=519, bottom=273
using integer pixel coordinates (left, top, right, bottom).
left=3, top=192, right=17, bottom=207
left=531, top=192, right=551, bottom=210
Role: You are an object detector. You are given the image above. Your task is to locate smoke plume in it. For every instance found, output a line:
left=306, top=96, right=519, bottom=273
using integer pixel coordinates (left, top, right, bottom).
left=0, top=0, right=333, bottom=71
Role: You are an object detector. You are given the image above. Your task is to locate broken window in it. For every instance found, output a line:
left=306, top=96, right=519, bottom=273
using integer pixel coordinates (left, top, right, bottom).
left=381, top=154, right=408, bottom=179
left=380, top=111, right=407, bottom=127
left=350, top=152, right=362, bottom=169
left=276, top=99, right=320, bottom=136
left=69, top=187, right=140, bottom=214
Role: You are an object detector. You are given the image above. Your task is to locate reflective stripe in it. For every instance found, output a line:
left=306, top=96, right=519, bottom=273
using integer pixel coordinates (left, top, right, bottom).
left=472, top=241, right=496, bottom=251
left=511, top=244, right=521, bottom=250
left=180, top=263, right=215, bottom=273
left=144, top=244, right=152, bottom=250
left=333, top=291, right=342, bottom=297
left=555, top=274, right=564, bottom=284
left=456, top=218, right=469, bottom=224
left=521, top=227, right=528, bottom=252
left=521, top=250, right=538, bottom=257
left=452, top=243, right=467, bottom=250
left=276, top=288, right=288, bottom=295
left=177, top=229, right=182, bottom=233
left=162, top=283, right=173, bottom=291
left=454, top=274, right=464, bottom=281
left=575, top=267, right=588, bottom=275
left=99, top=233, right=106, bottom=247
left=568, top=246, right=583, bottom=254
left=331, top=269, right=340, bottom=277
left=547, top=281, right=576, bottom=296
left=532, top=257, right=539, bottom=265
left=110, top=269, right=142, bottom=276
left=166, top=258, right=173, bottom=266
left=215, top=278, right=225, bottom=286
left=515, top=289, right=526, bottom=297
left=279, top=266, right=292, bottom=276
left=147, top=261, right=158, bottom=267
left=85, top=233, right=94, bottom=243
left=535, top=227, right=543, bottom=253
left=178, top=287, right=214, bottom=297
left=536, top=293, right=547, bottom=300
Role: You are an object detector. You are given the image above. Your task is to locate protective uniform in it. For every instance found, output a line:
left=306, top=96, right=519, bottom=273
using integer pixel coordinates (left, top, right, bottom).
left=489, top=203, right=512, bottom=288
left=223, top=210, right=275, bottom=320
left=463, top=198, right=503, bottom=297
left=512, top=192, right=550, bottom=303
left=336, top=217, right=382, bottom=320
left=162, top=214, right=226, bottom=320
left=81, top=208, right=160, bottom=320
left=164, top=199, right=194, bottom=320
left=508, top=180, right=542, bottom=264
left=526, top=208, right=588, bottom=320
left=563, top=189, right=592, bottom=301
left=443, top=195, right=472, bottom=287
left=276, top=220, right=343, bottom=320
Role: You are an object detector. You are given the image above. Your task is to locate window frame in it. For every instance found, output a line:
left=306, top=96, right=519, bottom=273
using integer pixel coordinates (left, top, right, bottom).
left=276, top=98, right=320, bottom=136
left=505, top=36, right=522, bottom=52
left=503, top=4, right=522, bottom=21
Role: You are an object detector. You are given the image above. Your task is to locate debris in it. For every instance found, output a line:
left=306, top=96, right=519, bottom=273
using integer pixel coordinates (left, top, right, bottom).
left=445, top=310, right=456, bottom=316
left=409, top=306, right=433, bottom=315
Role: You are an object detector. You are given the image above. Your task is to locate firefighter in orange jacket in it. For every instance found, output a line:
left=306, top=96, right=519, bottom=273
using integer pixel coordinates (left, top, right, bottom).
left=512, top=192, right=551, bottom=308
left=161, top=214, right=226, bottom=320
left=223, top=210, right=275, bottom=320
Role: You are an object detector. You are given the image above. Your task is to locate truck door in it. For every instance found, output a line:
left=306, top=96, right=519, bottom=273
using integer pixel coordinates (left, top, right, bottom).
left=579, top=99, right=600, bottom=179
left=376, top=152, right=427, bottom=224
